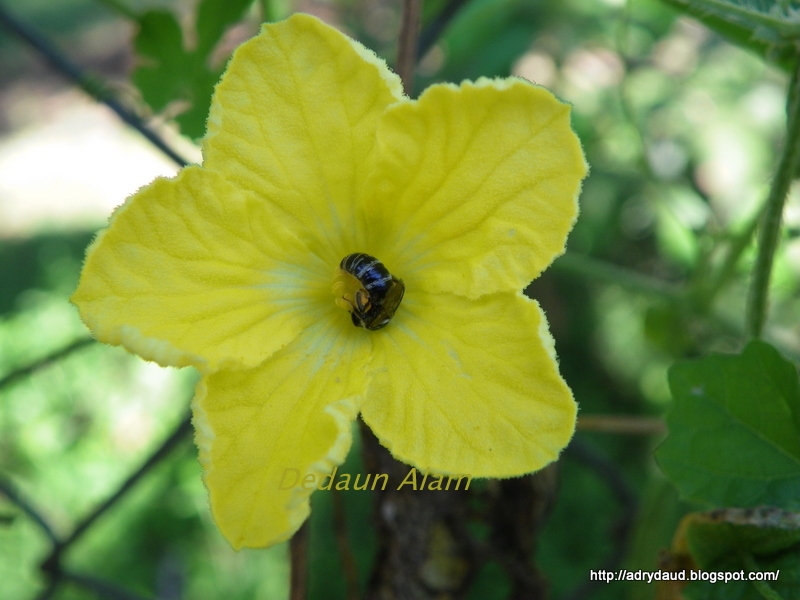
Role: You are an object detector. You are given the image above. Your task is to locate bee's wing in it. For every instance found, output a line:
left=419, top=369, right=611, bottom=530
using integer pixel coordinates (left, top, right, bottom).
left=381, top=279, right=405, bottom=317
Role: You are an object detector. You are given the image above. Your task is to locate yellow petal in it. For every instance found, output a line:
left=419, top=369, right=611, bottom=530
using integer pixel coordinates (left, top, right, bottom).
left=366, top=78, right=587, bottom=299
left=194, top=320, right=371, bottom=549
left=203, top=14, right=404, bottom=263
left=72, top=166, right=329, bottom=370
left=360, top=291, right=575, bottom=477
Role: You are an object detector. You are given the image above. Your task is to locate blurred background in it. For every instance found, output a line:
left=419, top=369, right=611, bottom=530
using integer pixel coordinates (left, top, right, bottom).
left=1, top=0, right=798, bottom=599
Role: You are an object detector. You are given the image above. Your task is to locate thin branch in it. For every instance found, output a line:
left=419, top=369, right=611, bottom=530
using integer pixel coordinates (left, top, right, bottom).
left=702, top=204, right=763, bottom=308
left=553, top=252, right=682, bottom=300
left=417, top=0, right=470, bottom=59
left=746, top=56, right=800, bottom=339
left=44, top=414, right=193, bottom=566
left=563, top=438, right=637, bottom=600
left=0, top=3, right=188, bottom=168
left=0, top=475, right=60, bottom=545
left=396, top=0, right=423, bottom=96
left=576, top=415, right=666, bottom=436
left=289, top=521, right=309, bottom=600
left=0, top=336, right=95, bottom=392
left=331, top=488, right=360, bottom=600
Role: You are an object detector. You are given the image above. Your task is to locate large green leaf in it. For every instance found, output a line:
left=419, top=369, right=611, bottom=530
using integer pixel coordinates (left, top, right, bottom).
left=133, top=10, right=188, bottom=112
left=131, top=1, right=253, bottom=140
left=659, top=0, right=799, bottom=71
left=656, top=340, right=800, bottom=509
left=196, top=0, right=254, bottom=57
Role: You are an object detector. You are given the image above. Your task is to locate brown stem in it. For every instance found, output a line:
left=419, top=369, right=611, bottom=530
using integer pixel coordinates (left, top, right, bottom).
left=488, top=468, right=558, bottom=600
left=331, top=487, right=360, bottom=600
left=359, top=419, right=477, bottom=600
left=576, top=415, right=666, bottom=436
left=359, top=418, right=559, bottom=600
left=289, top=521, right=309, bottom=600
left=396, top=0, right=422, bottom=96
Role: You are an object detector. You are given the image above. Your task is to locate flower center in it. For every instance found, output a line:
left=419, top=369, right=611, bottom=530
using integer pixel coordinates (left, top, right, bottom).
left=332, top=253, right=405, bottom=331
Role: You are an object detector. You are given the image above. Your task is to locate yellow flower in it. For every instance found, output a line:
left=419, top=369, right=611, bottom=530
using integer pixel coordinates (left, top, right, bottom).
left=72, top=14, right=587, bottom=549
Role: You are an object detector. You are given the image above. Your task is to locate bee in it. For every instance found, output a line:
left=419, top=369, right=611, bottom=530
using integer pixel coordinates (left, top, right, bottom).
left=338, top=253, right=405, bottom=330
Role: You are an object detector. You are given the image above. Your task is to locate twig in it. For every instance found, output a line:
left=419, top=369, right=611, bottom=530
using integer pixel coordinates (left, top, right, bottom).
left=746, top=56, right=800, bottom=339
left=702, top=204, right=763, bottom=309
left=553, top=253, right=682, bottom=300
left=331, top=488, right=360, bottom=600
left=0, top=475, right=60, bottom=545
left=0, top=336, right=95, bottom=391
left=0, top=3, right=188, bottom=168
left=396, top=0, right=423, bottom=95
left=562, top=437, right=637, bottom=600
left=43, top=414, right=193, bottom=569
left=417, top=0, right=470, bottom=59
left=576, top=415, right=666, bottom=436
left=289, top=521, right=309, bottom=600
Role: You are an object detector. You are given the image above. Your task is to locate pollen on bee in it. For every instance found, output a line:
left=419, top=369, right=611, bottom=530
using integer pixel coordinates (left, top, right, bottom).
left=332, top=268, right=363, bottom=313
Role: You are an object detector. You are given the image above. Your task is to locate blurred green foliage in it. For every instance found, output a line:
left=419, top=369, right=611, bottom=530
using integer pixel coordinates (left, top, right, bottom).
left=2, top=0, right=800, bottom=599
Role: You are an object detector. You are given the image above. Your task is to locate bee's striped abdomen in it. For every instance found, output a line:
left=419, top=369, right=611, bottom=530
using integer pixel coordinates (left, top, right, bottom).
left=338, top=253, right=405, bottom=331
left=340, top=253, right=393, bottom=300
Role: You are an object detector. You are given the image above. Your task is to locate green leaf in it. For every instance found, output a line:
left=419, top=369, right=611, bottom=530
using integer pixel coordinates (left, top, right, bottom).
left=133, top=10, right=189, bottom=112
left=658, top=0, right=799, bottom=71
left=196, top=0, right=254, bottom=57
left=674, top=508, right=800, bottom=600
left=656, top=340, right=800, bottom=509
left=173, top=68, right=222, bottom=140
left=131, top=2, right=252, bottom=140
left=684, top=508, right=800, bottom=565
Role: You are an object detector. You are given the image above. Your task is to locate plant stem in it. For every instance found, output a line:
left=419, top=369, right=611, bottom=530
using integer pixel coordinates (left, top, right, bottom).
left=417, top=0, right=470, bottom=59
left=563, top=439, right=637, bottom=600
left=745, top=57, right=800, bottom=339
left=553, top=253, right=682, bottom=300
left=702, top=205, right=762, bottom=308
left=330, top=488, right=360, bottom=600
left=289, top=521, right=309, bottom=600
left=576, top=415, right=666, bottom=436
left=396, top=0, right=422, bottom=96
